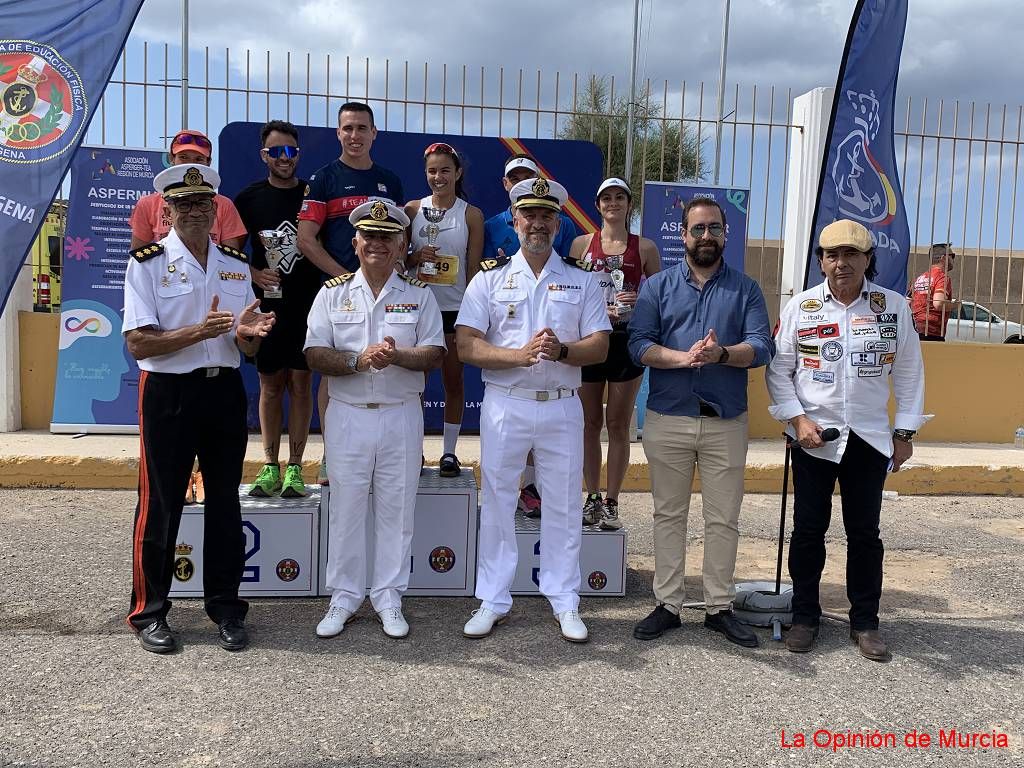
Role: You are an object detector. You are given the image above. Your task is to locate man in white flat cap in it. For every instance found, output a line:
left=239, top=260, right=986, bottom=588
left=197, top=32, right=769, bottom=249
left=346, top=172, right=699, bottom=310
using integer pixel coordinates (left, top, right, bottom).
left=305, top=199, right=445, bottom=641
left=456, top=177, right=611, bottom=642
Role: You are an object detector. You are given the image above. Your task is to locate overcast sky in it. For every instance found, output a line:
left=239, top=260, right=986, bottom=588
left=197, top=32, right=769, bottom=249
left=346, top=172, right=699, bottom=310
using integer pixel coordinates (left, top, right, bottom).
left=127, top=0, right=1022, bottom=107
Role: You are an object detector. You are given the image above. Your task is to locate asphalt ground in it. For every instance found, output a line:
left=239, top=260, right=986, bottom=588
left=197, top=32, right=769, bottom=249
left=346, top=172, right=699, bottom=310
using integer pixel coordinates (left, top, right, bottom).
left=0, top=489, right=1021, bottom=767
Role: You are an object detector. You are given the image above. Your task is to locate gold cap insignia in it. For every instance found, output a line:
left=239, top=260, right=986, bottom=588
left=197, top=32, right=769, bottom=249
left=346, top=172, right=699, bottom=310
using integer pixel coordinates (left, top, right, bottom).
left=183, top=167, right=204, bottom=187
left=370, top=200, right=389, bottom=221
left=532, top=177, right=550, bottom=197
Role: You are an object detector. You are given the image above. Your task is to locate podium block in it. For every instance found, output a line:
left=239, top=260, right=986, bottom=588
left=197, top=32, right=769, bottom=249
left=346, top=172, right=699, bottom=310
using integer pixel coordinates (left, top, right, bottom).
left=170, top=486, right=320, bottom=597
left=318, top=468, right=478, bottom=597
left=510, top=510, right=627, bottom=597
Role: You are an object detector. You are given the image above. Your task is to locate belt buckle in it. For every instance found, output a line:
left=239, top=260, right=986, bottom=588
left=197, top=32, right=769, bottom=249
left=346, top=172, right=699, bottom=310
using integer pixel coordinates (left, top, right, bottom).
left=366, top=403, right=380, bottom=409
left=205, top=367, right=218, bottom=378
left=536, top=391, right=549, bottom=402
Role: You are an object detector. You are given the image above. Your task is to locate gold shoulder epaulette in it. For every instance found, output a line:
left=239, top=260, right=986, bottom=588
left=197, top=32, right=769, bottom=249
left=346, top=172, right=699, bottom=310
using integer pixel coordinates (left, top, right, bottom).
left=398, top=273, right=427, bottom=288
left=324, top=273, right=355, bottom=288
left=217, top=243, right=249, bottom=263
left=129, top=243, right=164, bottom=262
left=564, top=256, right=593, bottom=271
left=480, top=254, right=512, bottom=271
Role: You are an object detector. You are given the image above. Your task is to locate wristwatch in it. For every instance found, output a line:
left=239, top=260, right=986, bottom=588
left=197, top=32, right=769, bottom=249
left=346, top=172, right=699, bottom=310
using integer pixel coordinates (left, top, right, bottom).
left=558, top=344, right=569, bottom=361
left=893, top=429, right=916, bottom=443
left=345, top=351, right=360, bottom=371
left=717, top=345, right=730, bottom=365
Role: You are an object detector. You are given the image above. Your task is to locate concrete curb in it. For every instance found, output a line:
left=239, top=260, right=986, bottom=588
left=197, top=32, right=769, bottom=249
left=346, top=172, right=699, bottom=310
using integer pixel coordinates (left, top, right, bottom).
left=1, top=454, right=1022, bottom=495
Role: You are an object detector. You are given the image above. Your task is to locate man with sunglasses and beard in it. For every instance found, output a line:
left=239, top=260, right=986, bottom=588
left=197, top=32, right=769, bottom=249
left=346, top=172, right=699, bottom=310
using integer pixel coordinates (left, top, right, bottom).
left=234, top=120, right=320, bottom=498
left=129, top=129, right=247, bottom=251
left=628, top=197, right=773, bottom=649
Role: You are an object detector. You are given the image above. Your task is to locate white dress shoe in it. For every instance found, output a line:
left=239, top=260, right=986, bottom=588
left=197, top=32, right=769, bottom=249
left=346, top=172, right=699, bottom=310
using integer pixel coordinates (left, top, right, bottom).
left=316, top=605, right=353, bottom=638
left=378, top=607, right=410, bottom=638
left=556, top=610, right=589, bottom=642
left=463, top=607, right=507, bottom=638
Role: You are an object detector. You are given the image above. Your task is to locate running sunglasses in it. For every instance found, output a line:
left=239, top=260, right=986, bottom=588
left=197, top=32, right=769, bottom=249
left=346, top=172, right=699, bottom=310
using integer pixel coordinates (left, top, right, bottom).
left=424, top=142, right=458, bottom=158
left=687, top=223, right=725, bottom=238
left=262, top=145, right=300, bottom=159
left=173, top=133, right=212, bottom=150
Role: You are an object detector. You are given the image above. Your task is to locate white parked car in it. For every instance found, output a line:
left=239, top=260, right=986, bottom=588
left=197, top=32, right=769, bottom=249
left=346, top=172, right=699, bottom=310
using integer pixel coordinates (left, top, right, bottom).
left=945, top=301, right=1024, bottom=344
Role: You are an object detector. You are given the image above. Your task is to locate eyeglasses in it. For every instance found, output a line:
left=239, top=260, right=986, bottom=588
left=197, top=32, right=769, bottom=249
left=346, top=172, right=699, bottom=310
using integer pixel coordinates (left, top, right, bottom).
left=263, top=145, right=299, bottom=159
left=687, top=223, right=725, bottom=238
left=172, top=133, right=212, bottom=150
left=171, top=198, right=215, bottom=213
left=424, top=142, right=458, bottom=158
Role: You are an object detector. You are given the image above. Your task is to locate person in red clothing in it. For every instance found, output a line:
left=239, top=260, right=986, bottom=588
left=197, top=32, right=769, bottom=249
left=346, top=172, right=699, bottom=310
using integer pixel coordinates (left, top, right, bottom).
left=568, top=178, right=660, bottom=530
left=129, top=129, right=247, bottom=252
left=909, top=243, right=957, bottom=341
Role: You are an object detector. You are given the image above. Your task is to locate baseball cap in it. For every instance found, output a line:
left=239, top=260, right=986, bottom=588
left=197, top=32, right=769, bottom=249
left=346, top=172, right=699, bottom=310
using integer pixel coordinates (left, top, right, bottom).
left=596, top=177, right=631, bottom=199
left=504, top=157, right=540, bottom=178
left=170, top=129, right=213, bottom=159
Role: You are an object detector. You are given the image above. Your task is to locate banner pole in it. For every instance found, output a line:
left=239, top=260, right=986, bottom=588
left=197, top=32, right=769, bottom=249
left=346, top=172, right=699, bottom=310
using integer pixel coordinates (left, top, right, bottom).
left=181, top=0, right=189, bottom=127
left=713, top=0, right=731, bottom=185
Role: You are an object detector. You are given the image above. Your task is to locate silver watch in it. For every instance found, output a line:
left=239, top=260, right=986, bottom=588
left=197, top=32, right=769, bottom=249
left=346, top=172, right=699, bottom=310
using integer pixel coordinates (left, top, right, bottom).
left=345, top=352, right=360, bottom=371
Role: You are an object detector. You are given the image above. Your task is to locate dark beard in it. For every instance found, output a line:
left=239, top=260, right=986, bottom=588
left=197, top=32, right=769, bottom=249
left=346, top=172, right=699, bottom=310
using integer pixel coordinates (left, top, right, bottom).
left=687, top=241, right=723, bottom=267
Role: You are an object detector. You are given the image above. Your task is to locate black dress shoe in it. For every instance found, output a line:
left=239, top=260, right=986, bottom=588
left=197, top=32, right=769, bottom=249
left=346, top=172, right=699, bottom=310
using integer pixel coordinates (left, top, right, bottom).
left=138, top=619, right=177, bottom=654
left=704, top=610, right=759, bottom=648
left=218, top=618, right=249, bottom=651
left=633, top=605, right=682, bottom=640
left=439, top=453, right=461, bottom=478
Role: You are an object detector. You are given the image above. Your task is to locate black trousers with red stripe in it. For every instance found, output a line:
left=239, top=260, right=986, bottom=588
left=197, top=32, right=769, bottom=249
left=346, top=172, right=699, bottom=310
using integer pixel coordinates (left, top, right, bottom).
left=127, top=368, right=249, bottom=631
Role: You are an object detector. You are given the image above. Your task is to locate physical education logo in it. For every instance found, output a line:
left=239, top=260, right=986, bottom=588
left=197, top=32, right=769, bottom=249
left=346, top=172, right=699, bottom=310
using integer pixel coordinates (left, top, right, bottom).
left=429, top=546, right=456, bottom=573
left=588, top=571, right=608, bottom=590
left=0, top=42, right=88, bottom=164
left=276, top=558, right=300, bottom=582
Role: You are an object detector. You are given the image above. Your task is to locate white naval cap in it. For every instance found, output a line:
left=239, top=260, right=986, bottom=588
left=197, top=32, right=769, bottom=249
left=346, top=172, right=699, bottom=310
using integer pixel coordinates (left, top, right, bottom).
left=153, top=164, right=220, bottom=199
left=504, top=156, right=540, bottom=177
left=508, top=176, right=568, bottom=212
left=348, top=199, right=410, bottom=233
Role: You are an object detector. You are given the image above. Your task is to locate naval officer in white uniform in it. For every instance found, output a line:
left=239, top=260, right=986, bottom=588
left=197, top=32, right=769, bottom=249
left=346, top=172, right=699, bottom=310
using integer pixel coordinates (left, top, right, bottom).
left=455, top=177, right=611, bottom=642
left=305, top=200, right=445, bottom=640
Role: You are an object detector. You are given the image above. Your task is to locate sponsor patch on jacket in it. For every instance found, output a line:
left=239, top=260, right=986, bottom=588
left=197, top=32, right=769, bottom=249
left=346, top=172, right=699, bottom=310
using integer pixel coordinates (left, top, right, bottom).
left=852, top=315, right=877, bottom=326
left=800, top=298, right=823, bottom=311
left=801, top=314, right=826, bottom=323
left=812, top=370, right=835, bottom=384
left=802, top=357, right=821, bottom=369
left=852, top=325, right=879, bottom=338
left=858, top=366, right=883, bottom=378
left=798, top=343, right=820, bottom=356
left=869, top=291, right=887, bottom=313
left=798, top=326, right=818, bottom=340
left=875, top=313, right=898, bottom=324
left=821, top=340, right=843, bottom=361
left=850, top=351, right=877, bottom=366
left=879, top=352, right=896, bottom=364
left=864, top=340, right=890, bottom=352
left=817, top=323, right=840, bottom=338
left=879, top=325, right=897, bottom=339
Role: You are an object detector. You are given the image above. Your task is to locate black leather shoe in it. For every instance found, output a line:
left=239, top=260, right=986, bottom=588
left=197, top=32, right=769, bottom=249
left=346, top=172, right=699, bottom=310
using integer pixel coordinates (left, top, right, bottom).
left=218, top=618, right=249, bottom=651
left=138, top=619, right=177, bottom=654
left=704, top=610, right=759, bottom=648
left=439, top=453, right=461, bottom=478
left=633, top=605, right=682, bottom=640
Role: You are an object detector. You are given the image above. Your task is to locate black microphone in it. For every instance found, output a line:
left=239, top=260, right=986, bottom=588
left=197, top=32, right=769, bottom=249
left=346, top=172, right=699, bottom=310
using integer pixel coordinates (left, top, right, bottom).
left=820, top=427, right=840, bottom=442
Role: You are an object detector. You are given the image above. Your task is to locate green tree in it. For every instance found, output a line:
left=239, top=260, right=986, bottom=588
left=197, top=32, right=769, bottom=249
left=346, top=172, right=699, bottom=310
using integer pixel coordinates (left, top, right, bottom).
left=558, top=75, right=705, bottom=196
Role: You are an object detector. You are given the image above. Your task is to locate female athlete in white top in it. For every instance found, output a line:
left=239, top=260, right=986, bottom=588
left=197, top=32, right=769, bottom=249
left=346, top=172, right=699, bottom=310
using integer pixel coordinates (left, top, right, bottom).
left=405, top=142, right=485, bottom=477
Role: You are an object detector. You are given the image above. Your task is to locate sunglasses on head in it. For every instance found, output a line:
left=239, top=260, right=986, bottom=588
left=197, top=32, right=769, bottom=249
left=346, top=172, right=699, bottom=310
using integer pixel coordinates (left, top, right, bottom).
left=173, top=133, right=212, bottom=150
left=424, top=142, right=458, bottom=158
left=263, top=145, right=299, bottom=159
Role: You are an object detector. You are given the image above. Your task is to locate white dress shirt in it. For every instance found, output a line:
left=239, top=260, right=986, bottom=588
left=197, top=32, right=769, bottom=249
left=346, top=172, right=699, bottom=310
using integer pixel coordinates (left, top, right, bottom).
left=304, top=269, right=445, bottom=405
left=122, top=229, right=256, bottom=373
left=765, top=279, right=930, bottom=463
left=455, top=250, right=611, bottom=390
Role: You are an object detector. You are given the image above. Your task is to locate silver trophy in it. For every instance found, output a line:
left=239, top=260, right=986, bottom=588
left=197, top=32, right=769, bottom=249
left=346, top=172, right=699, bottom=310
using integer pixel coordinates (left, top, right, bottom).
left=257, top=229, right=285, bottom=299
left=605, top=254, right=631, bottom=320
left=420, top=207, right=448, bottom=276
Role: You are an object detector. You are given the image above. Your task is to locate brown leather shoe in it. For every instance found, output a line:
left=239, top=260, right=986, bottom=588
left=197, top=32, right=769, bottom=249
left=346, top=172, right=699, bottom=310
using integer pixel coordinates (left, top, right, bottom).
left=850, top=629, right=891, bottom=662
left=785, top=623, right=819, bottom=653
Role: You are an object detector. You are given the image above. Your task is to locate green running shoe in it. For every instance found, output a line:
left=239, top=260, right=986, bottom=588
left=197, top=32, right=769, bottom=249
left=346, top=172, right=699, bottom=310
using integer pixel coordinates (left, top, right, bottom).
left=280, top=463, right=307, bottom=498
left=248, top=463, right=282, bottom=497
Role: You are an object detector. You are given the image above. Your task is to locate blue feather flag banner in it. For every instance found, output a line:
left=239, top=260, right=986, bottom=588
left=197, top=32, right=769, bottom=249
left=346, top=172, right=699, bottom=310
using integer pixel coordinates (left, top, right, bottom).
left=806, top=0, right=911, bottom=292
left=0, top=0, right=144, bottom=313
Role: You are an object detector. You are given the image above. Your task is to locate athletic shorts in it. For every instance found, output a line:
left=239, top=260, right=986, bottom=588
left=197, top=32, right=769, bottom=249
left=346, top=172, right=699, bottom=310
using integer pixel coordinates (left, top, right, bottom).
left=441, top=310, right=459, bottom=336
left=582, top=329, right=644, bottom=384
left=254, top=310, right=310, bottom=374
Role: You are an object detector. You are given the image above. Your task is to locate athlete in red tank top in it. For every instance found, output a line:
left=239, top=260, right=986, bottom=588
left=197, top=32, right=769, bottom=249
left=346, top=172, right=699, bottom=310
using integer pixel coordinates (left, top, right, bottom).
left=584, top=231, right=645, bottom=305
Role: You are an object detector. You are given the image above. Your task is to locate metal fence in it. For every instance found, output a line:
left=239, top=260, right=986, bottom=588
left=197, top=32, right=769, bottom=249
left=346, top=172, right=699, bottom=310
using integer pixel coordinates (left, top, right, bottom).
left=84, top=42, right=1024, bottom=335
